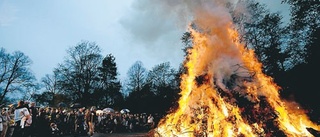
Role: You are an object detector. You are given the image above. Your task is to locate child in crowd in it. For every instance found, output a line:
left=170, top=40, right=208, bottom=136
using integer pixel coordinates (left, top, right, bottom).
left=50, top=122, right=60, bottom=136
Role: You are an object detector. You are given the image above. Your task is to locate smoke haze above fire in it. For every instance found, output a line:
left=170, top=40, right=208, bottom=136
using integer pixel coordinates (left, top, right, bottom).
left=0, top=0, right=289, bottom=81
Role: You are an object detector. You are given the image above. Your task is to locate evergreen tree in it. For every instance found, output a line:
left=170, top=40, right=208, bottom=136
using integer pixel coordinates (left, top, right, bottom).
left=96, top=54, right=123, bottom=109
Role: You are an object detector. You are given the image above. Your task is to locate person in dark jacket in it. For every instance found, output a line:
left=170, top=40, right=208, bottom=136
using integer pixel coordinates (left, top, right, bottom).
left=29, top=102, right=38, bottom=137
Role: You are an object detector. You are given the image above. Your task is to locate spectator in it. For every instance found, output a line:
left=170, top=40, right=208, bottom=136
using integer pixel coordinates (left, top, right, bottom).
left=37, top=108, right=51, bottom=137
left=0, top=112, right=3, bottom=136
left=12, top=100, right=30, bottom=137
left=22, top=114, right=32, bottom=137
left=50, top=108, right=57, bottom=123
left=1, top=108, right=10, bottom=137
left=147, top=114, right=155, bottom=129
left=75, top=108, right=85, bottom=135
left=50, top=122, right=60, bottom=136
left=28, top=102, right=37, bottom=137
left=85, top=106, right=97, bottom=137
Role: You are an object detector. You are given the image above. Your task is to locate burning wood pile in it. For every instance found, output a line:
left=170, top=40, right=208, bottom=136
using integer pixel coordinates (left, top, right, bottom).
left=148, top=0, right=320, bottom=136
left=152, top=60, right=320, bottom=136
left=151, top=62, right=320, bottom=136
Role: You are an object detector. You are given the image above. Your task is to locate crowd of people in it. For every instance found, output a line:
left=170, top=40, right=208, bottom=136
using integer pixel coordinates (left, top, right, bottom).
left=0, top=100, right=161, bottom=137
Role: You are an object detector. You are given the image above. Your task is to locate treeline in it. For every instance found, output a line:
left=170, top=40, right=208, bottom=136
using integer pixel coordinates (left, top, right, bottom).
left=0, top=0, right=319, bottom=117
left=0, top=41, right=181, bottom=115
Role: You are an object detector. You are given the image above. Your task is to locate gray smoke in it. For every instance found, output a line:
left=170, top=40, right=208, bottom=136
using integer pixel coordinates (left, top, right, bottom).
left=119, top=0, right=248, bottom=70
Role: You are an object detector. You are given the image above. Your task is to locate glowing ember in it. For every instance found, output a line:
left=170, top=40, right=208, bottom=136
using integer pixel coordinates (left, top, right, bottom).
left=152, top=1, right=320, bottom=137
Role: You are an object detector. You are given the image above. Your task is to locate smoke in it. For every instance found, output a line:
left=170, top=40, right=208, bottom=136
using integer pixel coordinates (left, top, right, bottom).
left=157, top=0, right=246, bottom=87
left=119, top=0, right=185, bottom=68
left=119, top=0, right=247, bottom=70
left=165, top=0, right=255, bottom=100
left=120, top=0, right=251, bottom=85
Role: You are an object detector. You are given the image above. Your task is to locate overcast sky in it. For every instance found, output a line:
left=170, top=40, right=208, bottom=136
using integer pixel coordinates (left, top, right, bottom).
left=0, top=0, right=289, bottom=81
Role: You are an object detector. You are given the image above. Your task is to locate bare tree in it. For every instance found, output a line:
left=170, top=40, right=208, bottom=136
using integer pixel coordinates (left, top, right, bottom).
left=146, top=62, right=180, bottom=113
left=42, top=72, right=59, bottom=94
left=146, top=62, right=177, bottom=94
left=39, top=71, right=60, bottom=106
left=125, top=61, right=147, bottom=94
left=0, top=48, right=36, bottom=103
left=55, top=41, right=102, bottom=106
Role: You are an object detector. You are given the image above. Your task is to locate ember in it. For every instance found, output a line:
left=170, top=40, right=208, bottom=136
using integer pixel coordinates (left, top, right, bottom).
left=151, top=0, right=320, bottom=137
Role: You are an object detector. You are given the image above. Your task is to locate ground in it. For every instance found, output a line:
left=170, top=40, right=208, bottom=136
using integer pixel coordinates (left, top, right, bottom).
left=93, top=132, right=148, bottom=137
left=64, top=132, right=149, bottom=137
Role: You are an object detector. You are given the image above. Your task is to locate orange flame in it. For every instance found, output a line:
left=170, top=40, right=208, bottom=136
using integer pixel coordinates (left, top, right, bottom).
left=153, top=19, right=319, bottom=137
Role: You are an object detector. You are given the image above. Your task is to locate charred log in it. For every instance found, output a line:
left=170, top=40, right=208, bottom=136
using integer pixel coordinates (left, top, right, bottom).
left=307, top=128, right=320, bottom=137
left=195, top=73, right=211, bottom=86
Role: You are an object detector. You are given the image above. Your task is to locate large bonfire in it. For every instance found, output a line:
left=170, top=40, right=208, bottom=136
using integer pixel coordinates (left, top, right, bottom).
left=152, top=0, right=320, bottom=137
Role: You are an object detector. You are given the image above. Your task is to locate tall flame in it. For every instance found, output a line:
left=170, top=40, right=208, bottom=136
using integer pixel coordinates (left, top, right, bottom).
left=153, top=1, right=320, bottom=137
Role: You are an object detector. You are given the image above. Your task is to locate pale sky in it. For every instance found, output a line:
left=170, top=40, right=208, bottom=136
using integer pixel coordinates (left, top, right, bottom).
left=0, top=0, right=289, bottom=81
